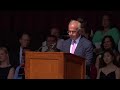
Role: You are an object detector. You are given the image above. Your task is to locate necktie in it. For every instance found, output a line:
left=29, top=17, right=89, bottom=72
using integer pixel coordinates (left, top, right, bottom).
left=71, top=40, right=76, bottom=54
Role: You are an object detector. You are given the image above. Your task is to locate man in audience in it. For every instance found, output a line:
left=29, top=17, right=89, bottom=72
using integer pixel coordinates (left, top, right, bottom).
left=9, top=32, right=31, bottom=68
left=45, top=35, right=60, bottom=52
left=41, top=27, right=64, bottom=52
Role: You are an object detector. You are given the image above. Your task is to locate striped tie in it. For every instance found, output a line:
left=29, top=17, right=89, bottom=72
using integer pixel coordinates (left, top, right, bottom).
left=71, top=40, right=76, bottom=54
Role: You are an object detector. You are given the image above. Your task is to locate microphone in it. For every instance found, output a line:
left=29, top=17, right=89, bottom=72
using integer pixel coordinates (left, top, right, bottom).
left=51, top=43, right=56, bottom=49
left=36, top=43, right=57, bottom=52
left=45, top=43, right=57, bottom=52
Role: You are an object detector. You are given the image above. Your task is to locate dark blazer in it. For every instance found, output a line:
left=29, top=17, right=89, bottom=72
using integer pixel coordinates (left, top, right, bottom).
left=9, top=47, right=20, bottom=68
left=61, top=36, right=93, bottom=65
left=9, top=45, right=33, bottom=68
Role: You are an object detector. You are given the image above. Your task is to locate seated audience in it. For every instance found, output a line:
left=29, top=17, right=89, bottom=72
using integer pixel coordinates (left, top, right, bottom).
left=92, top=13, right=120, bottom=49
left=0, top=47, right=15, bottom=79
left=79, top=25, right=92, bottom=40
left=41, top=27, right=64, bottom=52
left=77, top=17, right=93, bottom=40
left=9, top=32, right=31, bottom=68
left=96, top=49, right=120, bottom=79
left=45, top=35, right=60, bottom=52
left=14, top=47, right=31, bottom=79
left=95, top=35, right=119, bottom=71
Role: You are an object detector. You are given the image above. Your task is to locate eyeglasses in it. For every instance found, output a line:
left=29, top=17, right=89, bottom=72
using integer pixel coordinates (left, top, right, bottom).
left=67, top=29, right=80, bottom=34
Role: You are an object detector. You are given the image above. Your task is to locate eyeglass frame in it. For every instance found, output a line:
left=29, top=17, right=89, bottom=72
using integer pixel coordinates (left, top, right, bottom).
left=67, top=29, right=80, bottom=34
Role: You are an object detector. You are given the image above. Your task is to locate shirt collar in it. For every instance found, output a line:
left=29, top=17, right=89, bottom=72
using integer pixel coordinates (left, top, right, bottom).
left=72, top=35, right=81, bottom=44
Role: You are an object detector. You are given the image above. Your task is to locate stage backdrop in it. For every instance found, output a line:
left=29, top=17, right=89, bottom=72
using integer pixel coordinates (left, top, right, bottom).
left=0, top=11, right=120, bottom=50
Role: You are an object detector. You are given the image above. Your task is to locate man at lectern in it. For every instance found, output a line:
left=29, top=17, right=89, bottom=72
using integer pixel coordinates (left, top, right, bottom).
left=60, top=20, right=93, bottom=78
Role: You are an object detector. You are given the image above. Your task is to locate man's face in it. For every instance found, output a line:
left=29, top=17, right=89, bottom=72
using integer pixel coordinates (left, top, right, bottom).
left=68, top=21, right=81, bottom=40
left=102, top=15, right=110, bottom=28
left=47, top=37, right=57, bottom=48
left=19, top=34, right=30, bottom=48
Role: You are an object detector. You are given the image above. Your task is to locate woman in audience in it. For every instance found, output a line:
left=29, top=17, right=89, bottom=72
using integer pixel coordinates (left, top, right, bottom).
left=95, top=35, right=119, bottom=71
left=90, top=35, right=119, bottom=79
left=0, top=47, right=15, bottom=79
left=96, top=49, right=120, bottom=79
left=92, top=13, right=120, bottom=49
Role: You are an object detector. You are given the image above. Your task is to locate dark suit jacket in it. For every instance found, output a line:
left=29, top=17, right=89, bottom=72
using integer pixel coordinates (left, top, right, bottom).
left=9, top=47, right=20, bottom=68
left=60, top=36, right=93, bottom=66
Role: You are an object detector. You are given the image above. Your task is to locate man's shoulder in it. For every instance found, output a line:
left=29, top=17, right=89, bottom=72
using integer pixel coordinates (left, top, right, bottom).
left=64, top=38, right=71, bottom=43
left=81, top=37, right=92, bottom=44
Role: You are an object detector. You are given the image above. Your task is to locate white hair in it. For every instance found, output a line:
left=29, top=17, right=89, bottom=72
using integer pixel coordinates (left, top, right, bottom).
left=69, top=20, right=81, bottom=30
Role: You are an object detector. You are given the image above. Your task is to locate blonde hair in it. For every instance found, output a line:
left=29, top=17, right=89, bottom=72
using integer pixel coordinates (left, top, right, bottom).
left=0, top=47, right=9, bottom=64
left=69, top=20, right=81, bottom=30
left=0, top=47, right=8, bottom=54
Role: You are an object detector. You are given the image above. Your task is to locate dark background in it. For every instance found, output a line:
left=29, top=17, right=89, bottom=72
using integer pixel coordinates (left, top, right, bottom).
left=0, top=10, right=120, bottom=50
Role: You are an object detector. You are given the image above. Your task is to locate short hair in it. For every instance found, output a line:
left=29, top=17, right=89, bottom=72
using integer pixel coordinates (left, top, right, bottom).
left=19, top=32, right=31, bottom=39
left=102, top=13, right=113, bottom=22
left=69, top=20, right=81, bottom=30
left=50, top=27, right=60, bottom=32
left=99, top=13, right=115, bottom=29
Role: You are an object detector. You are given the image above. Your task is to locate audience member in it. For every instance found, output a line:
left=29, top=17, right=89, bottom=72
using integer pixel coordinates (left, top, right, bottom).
left=95, top=35, right=119, bottom=71
left=14, top=47, right=31, bottom=79
left=92, top=13, right=120, bottom=49
left=9, top=32, right=31, bottom=68
left=41, top=27, right=64, bottom=52
left=77, top=17, right=93, bottom=40
left=96, top=49, right=120, bottom=79
left=45, top=35, right=60, bottom=52
left=0, top=47, right=15, bottom=79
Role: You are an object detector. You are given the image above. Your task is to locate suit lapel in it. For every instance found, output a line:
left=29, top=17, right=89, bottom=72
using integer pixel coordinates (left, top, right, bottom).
left=74, top=36, right=84, bottom=54
left=16, top=47, right=21, bottom=65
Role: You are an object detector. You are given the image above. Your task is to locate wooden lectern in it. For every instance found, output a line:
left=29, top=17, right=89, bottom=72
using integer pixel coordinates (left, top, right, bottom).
left=25, top=51, right=86, bottom=79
